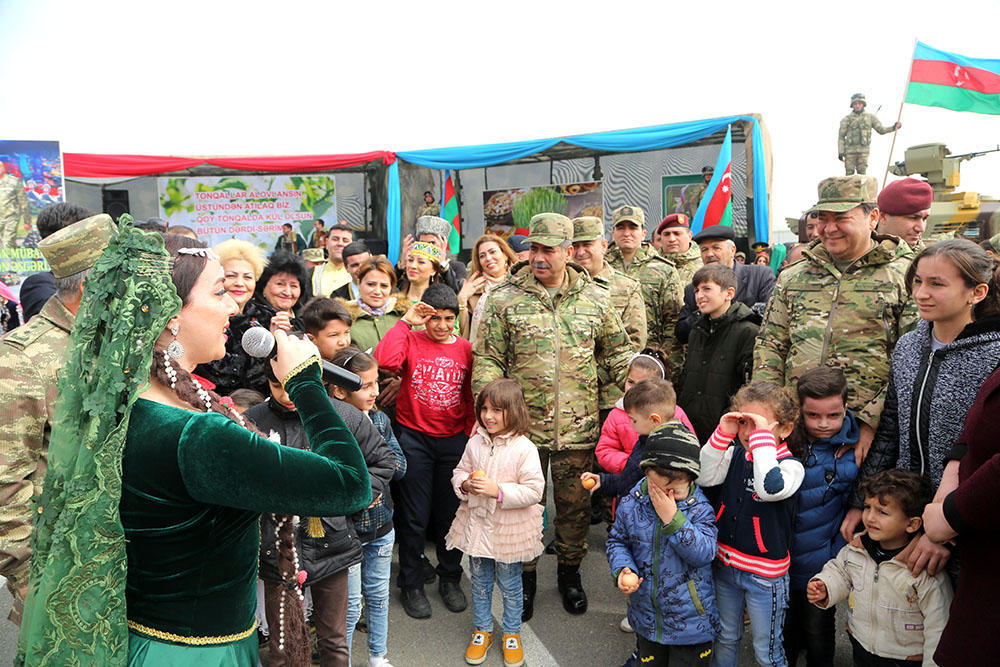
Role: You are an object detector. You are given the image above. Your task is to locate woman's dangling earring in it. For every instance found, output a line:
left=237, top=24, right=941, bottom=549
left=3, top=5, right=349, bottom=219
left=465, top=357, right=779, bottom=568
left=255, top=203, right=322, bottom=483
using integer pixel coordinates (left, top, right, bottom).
left=167, top=324, right=184, bottom=359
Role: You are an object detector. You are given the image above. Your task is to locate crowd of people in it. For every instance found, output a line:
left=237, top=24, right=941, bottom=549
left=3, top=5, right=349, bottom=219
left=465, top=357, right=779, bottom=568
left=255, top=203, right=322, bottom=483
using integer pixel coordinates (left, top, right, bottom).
left=1, top=170, right=998, bottom=667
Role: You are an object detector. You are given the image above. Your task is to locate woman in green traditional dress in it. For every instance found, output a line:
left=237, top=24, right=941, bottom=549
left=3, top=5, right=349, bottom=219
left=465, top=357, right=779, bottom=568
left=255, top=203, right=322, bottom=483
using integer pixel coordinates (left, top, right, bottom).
left=17, top=221, right=372, bottom=666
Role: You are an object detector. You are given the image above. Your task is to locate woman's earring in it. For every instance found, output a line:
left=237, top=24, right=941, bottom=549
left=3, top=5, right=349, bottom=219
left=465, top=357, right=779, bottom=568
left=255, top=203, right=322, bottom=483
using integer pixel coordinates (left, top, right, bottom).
left=167, top=325, right=184, bottom=359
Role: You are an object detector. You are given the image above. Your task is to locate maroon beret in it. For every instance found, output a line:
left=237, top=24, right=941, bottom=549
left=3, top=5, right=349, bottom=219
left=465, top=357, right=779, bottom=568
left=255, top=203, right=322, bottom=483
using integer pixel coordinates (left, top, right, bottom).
left=877, top=178, right=934, bottom=215
left=656, top=213, right=690, bottom=235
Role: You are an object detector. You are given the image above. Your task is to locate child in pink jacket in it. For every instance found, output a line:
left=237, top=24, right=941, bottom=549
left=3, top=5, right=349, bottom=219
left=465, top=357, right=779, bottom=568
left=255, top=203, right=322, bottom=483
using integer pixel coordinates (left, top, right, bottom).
left=446, top=379, right=544, bottom=667
left=597, top=350, right=697, bottom=475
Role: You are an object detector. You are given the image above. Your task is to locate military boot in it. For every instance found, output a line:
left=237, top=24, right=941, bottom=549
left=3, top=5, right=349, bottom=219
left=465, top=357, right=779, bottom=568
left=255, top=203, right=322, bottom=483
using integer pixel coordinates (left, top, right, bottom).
left=521, top=570, right=537, bottom=621
left=557, top=563, right=587, bottom=614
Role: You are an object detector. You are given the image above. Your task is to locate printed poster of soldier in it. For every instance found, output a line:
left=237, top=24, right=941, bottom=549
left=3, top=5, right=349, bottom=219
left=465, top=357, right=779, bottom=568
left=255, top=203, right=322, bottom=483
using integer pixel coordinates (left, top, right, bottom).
left=0, top=139, right=64, bottom=276
left=158, top=174, right=336, bottom=251
left=661, top=175, right=705, bottom=218
left=482, top=181, right=602, bottom=239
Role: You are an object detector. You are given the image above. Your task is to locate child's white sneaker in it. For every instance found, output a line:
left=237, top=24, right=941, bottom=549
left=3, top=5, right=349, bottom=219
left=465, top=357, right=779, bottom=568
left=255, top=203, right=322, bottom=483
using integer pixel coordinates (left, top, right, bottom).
left=369, top=657, right=393, bottom=667
left=619, top=615, right=633, bottom=633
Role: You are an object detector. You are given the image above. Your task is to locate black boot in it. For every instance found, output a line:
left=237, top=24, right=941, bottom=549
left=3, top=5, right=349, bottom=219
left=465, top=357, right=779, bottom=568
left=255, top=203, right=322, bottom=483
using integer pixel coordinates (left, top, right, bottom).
left=557, top=563, right=588, bottom=614
left=521, top=570, right=537, bottom=622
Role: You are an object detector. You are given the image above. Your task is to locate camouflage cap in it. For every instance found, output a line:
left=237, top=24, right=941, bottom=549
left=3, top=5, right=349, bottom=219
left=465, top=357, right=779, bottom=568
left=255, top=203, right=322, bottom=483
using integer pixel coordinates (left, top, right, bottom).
left=640, top=421, right=702, bottom=478
left=38, top=213, right=115, bottom=278
left=301, top=248, right=325, bottom=263
left=811, top=175, right=879, bottom=213
left=611, top=204, right=645, bottom=229
left=571, top=216, right=605, bottom=243
left=851, top=93, right=867, bottom=107
left=526, top=212, right=573, bottom=247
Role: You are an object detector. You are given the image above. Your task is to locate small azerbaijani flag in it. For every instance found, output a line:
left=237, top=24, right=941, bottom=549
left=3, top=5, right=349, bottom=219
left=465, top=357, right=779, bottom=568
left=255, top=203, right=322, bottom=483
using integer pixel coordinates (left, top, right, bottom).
left=441, top=170, right=461, bottom=254
left=690, top=126, right=733, bottom=234
left=907, top=41, right=1000, bottom=115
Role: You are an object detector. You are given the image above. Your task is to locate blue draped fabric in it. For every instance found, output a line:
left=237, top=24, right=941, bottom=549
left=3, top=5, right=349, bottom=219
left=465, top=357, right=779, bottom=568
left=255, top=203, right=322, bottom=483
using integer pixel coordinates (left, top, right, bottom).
left=386, top=160, right=401, bottom=265
left=387, top=116, right=770, bottom=256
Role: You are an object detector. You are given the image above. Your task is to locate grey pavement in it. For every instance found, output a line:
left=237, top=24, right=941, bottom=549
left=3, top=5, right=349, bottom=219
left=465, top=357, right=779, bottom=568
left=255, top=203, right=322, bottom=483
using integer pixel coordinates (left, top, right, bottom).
left=1, top=526, right=854, bottom=667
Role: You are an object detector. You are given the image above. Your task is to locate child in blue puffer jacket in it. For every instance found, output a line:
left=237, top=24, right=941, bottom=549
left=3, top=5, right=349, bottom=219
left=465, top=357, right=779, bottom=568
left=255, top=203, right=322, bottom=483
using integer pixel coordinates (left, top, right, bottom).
left=784, top=367, right=858, bottom=667
left=607, top=422, right=720, bottom=665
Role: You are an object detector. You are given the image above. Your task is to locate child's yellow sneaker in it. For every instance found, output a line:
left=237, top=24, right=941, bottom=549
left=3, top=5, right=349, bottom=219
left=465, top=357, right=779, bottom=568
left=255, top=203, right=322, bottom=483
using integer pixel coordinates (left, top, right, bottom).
left=502, top=633, right=524, bottom=667
left=464, top=630, right=493, bottom=665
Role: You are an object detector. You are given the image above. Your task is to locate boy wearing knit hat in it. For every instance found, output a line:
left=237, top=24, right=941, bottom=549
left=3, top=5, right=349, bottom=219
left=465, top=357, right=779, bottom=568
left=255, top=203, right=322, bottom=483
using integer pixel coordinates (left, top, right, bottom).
left=606, top=417, right=720, bottom=665
left=876, top=178, right=933, bottom=251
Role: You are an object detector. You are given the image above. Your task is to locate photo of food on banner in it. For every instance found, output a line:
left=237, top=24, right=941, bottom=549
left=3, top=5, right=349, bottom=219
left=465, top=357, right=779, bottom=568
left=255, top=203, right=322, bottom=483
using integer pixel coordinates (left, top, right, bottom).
left=482, top=181, right=602, bottom=239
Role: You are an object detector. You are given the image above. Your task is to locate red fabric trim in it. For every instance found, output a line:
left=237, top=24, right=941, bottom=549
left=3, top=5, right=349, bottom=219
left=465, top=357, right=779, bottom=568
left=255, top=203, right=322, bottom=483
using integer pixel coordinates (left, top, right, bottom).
left=716, top=543, right=790, bottom=577
left=752, top=516, right=767, bottom=552
left=715, top=503, right=725, bottom=522
left=63, top=153, right=203, bottom=178
left=64, top=151, right=397, bottom=178
left=206, top=151, right=395, bottom=172
left=911, top=59, right=1000, bottom=95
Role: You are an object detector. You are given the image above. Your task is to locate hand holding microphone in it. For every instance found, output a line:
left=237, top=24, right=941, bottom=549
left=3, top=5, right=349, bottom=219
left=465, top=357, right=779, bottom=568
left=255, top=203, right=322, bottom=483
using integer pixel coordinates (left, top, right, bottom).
left=242, top=326, right=362, bottom=391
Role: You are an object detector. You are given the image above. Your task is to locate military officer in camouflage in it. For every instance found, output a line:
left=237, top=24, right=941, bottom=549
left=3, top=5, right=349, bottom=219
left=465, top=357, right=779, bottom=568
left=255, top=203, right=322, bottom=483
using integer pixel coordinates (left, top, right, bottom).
left=876, top=177, right=933, bottom=252
left=415, top=190, right=440, bottom=219
left=571, top=215, right=646, bottom=412
left=753, top=175, right=917, bottom=465
left=606, top=204, right=684, bottom=355
left=0, top=162, right=30, bottom=248
left=838, top=93, right=901, bottom=175
left=682, top=166, right=713, bottom=219
left=656, top=213, right=703, bottom=285
left=474, top=212, right=632, bottom=619
left=0, top=213, right=115, bottom=624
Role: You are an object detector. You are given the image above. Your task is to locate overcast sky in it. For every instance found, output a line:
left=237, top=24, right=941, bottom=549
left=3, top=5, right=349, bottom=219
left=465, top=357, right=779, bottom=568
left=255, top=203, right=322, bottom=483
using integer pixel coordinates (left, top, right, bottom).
left=1, top=0, right=997, bottom=234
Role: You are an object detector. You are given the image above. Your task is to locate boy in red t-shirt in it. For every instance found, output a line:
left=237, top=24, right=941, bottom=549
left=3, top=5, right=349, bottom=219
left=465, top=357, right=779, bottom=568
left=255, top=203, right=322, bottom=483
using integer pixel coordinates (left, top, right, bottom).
left=374, top=284, right=475, bottom=620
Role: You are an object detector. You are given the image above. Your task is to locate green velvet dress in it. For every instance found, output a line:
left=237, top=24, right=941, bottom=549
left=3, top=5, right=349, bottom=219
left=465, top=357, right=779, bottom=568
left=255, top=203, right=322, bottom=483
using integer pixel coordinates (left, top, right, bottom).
left=118, top=364, right=372, bottom=665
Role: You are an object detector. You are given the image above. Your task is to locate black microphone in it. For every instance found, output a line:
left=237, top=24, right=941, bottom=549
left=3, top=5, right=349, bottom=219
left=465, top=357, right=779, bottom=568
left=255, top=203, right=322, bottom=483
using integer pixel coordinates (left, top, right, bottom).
left=241, top=326, right=363, bottom=392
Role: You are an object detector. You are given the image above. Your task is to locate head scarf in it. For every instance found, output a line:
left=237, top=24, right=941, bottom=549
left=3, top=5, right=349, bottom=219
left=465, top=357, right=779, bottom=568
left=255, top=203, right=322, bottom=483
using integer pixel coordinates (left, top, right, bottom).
left=17, top=215, right=182, bottom=665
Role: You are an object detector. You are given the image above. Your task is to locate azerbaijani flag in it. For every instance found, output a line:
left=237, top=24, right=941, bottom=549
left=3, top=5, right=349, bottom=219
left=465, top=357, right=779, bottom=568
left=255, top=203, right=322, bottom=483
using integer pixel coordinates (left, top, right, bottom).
left=907, top=41, right=1000, bottom=115
left=441, top=170, right=461, bottom=254
left=691, top=126, right=733, bottom=234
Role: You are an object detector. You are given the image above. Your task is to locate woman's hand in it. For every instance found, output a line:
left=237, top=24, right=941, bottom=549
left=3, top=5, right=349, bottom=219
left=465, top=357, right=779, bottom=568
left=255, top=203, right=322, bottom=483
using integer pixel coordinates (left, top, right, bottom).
left=840, top=507, right=863, bottom=542
left=906, top=532, right=952, bottom=577
left=922, top=502, right=959, bottom=546
left=270, top=329, right=320, bottom=384
left=270, top=311, right=292, bottom=333
left=457, top=272, right=486, bottom=307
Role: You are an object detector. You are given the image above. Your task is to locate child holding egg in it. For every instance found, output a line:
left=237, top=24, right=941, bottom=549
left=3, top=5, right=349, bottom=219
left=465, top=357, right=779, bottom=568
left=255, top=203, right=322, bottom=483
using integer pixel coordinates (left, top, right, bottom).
left=446, top=379, right=545, bottom=667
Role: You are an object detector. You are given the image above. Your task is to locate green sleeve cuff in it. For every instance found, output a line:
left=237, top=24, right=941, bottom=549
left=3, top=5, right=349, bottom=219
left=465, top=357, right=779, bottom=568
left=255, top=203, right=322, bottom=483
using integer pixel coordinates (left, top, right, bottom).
left=661, top=509, right=688, bottom=535
left=612, top=567, right=623, bottom=585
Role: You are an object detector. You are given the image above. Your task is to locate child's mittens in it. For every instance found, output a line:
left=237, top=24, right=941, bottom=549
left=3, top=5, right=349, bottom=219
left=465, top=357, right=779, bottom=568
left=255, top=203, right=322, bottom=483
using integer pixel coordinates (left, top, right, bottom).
left=617, top=567, right=642, bottom=594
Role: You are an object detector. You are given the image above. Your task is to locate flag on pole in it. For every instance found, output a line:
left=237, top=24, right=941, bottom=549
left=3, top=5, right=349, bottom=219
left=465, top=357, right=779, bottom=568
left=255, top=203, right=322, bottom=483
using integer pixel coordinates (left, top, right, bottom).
left=441, top=170, right=461, bottom=254
left=690, top=126, right=733, bottom=234
left=907, top=41, right=1000, bottom=115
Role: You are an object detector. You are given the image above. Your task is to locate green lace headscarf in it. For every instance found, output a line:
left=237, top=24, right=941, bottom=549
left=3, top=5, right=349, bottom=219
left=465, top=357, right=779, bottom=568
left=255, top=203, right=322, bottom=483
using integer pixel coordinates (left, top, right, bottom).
left=17, top=216, right=182, bottom=666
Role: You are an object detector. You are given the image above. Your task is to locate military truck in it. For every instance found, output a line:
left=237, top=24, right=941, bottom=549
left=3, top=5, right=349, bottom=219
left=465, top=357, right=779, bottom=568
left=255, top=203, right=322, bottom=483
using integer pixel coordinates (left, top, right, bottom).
left=889, top=142, right=1000, bottom=242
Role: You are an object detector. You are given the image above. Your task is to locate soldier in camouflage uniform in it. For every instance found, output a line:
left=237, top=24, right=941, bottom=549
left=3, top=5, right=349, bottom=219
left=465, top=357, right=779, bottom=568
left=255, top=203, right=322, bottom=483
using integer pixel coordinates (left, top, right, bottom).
left=838, top=93, right=901, bottom=175
left=876, top=177, right=933, bottom=253
left=571, top=215, right=646, bottom=412
left=415, top=191, right=440, bottom=219
left=606, top=205, right=684, bottom=355
left=473, top=212, right=632, bottom=618
left=682, top=167, right=713, bottom=219
left=0, top=162, right=30, bottom=248
left=0, top=213, right=114, bottom=624
left=753, top=176, right=917, bottom=464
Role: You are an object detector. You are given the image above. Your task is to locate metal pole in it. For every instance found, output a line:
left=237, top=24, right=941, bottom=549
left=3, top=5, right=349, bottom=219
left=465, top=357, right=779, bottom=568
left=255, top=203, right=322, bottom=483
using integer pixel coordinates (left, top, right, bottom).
left=883, top=39, right=918, bottom=188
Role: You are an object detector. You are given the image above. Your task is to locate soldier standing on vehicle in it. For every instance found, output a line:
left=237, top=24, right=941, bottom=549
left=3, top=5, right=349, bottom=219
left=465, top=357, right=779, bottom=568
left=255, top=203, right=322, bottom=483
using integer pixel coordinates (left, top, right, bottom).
left=753, top=175, right=917, bottom=466
left=606, top=205, right=684, bottom=355
left=682, top=166, right=713, bottom=219
left=474, top=213, right=632, bottom=620
left=0, top=213, right=114, bottom=624
left=0, top=162, right=29, bottom=249
left=838, top=93, right=901, bottom=175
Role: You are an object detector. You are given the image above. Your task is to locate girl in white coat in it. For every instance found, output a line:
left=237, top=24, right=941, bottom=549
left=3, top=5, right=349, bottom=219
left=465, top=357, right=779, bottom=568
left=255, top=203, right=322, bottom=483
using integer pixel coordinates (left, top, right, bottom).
left=446, top=379, right=544, bottom=667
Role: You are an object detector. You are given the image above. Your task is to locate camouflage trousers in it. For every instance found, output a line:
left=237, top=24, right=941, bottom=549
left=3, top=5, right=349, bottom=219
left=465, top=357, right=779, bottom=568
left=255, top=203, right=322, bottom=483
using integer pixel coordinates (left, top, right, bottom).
left=844, top=152, right=869, bottom=176
left=523, top=448, right=594, bottom=570
left=6, top=577, right=24, bottom=625
left=0, top=215, right=19, bottom=248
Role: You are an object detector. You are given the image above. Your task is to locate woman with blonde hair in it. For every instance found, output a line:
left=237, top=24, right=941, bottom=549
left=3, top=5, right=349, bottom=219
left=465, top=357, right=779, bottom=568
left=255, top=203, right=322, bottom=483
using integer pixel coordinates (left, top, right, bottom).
left=457, top=234, right=517, bottom=341
left=195, top=239, right=274, bottom=396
